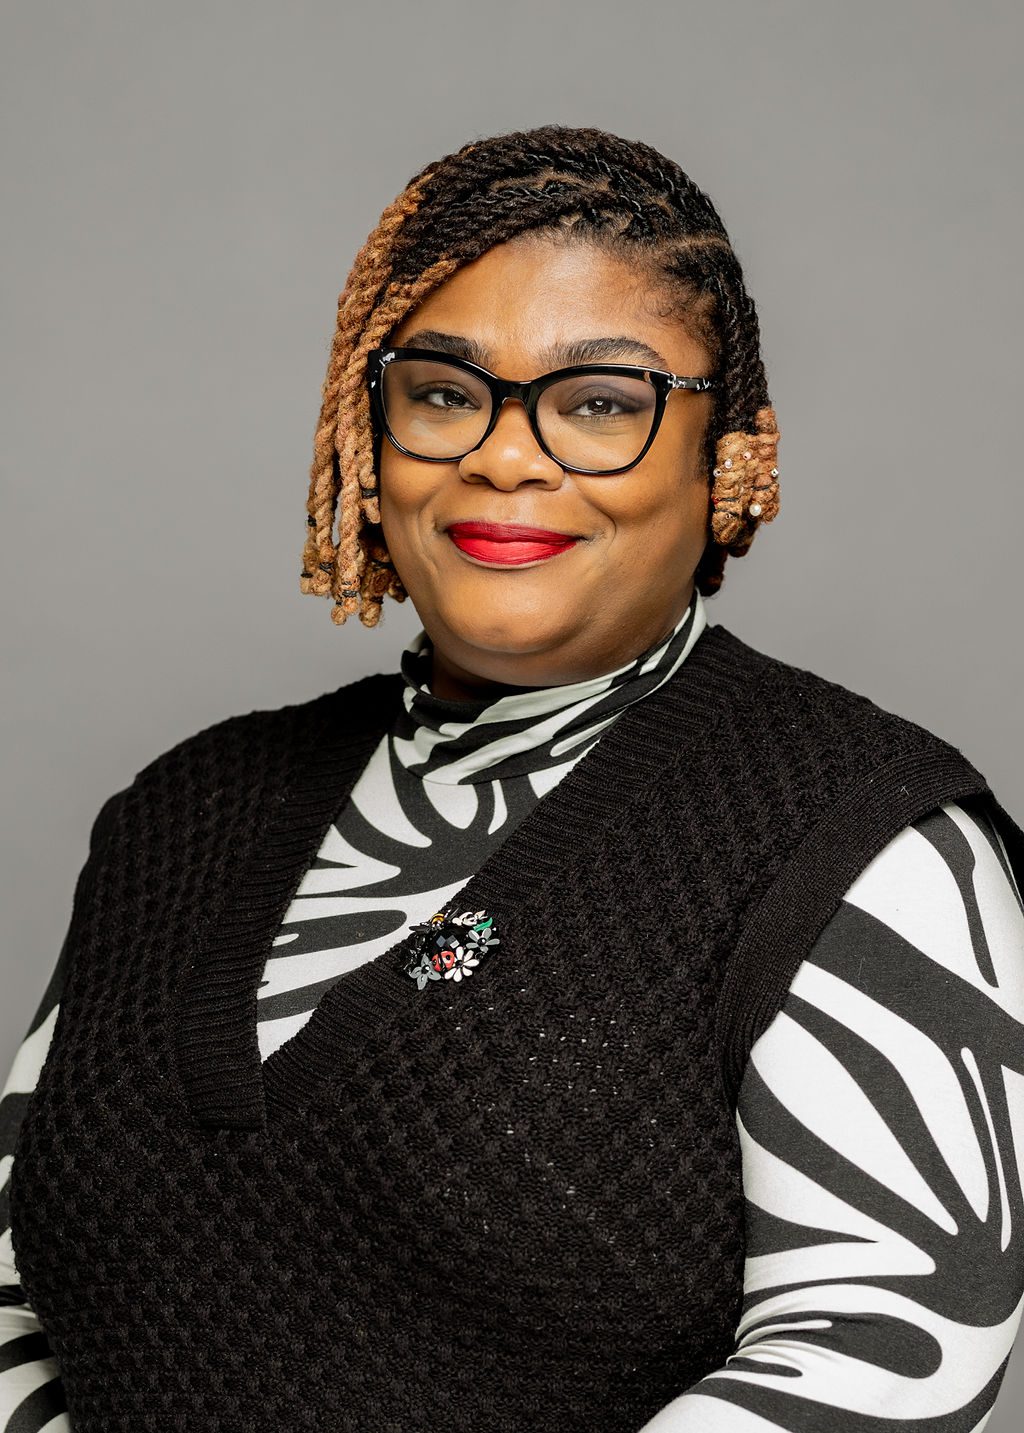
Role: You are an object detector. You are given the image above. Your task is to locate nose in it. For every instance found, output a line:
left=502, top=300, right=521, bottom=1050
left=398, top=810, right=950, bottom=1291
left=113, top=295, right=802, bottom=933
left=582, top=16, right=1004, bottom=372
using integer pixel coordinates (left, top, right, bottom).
left=458, top=397, right=564, bottom=488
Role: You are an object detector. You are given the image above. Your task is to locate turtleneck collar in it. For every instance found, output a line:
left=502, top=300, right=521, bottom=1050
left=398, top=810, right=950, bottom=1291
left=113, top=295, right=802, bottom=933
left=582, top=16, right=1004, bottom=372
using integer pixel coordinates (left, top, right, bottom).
left=390, top=589, right=710, bottom=786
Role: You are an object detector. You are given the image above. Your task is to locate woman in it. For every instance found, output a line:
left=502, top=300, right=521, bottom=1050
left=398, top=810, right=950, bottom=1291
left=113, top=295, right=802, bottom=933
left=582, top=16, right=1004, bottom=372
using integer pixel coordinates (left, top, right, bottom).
left=2, top=124, right=1024, bottom=1432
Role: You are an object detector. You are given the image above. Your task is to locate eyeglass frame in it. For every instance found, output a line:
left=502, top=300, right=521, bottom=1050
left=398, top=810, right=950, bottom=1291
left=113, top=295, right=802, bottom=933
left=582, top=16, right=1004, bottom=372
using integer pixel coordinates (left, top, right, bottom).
left=365, top=346, right=718, bottom=477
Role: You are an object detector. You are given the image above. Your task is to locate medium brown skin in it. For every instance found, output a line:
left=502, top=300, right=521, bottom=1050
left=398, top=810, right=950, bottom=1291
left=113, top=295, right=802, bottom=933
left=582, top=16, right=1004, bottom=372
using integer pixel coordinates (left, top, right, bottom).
left=380, top=233, right=715, bottom=702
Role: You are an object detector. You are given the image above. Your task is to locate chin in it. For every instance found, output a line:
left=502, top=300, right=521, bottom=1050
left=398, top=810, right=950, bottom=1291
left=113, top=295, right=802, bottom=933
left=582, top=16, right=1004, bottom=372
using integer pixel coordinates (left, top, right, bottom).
left=439, top=606, right=569, bottom=660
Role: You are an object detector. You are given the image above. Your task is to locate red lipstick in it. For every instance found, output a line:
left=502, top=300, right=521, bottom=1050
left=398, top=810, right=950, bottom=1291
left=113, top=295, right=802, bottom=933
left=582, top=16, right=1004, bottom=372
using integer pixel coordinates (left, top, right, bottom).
left=445, top=520, right=580, bottom=567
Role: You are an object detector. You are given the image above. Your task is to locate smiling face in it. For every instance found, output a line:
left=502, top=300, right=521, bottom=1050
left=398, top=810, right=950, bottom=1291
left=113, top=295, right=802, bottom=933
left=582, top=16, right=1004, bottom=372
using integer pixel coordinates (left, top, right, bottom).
left=379, top=232, right=716, bottom=701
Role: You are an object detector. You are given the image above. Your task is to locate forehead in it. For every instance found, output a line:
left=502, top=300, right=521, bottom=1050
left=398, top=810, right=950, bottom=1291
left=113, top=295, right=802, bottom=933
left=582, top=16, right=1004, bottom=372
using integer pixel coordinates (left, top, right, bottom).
left=388, top=233, right=709, bottom=376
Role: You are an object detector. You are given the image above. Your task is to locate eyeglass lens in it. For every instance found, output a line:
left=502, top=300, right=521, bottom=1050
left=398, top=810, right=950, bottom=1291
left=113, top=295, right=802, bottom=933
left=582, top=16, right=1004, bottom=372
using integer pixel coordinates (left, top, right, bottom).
left=379, top=356, right=659, bottom=472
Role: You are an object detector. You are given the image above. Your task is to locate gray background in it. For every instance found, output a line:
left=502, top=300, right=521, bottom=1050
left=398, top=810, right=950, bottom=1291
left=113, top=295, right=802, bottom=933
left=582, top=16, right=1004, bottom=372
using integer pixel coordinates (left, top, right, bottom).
left=3, top=0, right=1022, bottom=1423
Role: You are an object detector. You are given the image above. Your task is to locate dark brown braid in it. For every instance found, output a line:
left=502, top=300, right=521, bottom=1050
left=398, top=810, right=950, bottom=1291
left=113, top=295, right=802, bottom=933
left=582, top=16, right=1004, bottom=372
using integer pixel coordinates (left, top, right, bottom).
left=301, top=124, right=780, bottom=627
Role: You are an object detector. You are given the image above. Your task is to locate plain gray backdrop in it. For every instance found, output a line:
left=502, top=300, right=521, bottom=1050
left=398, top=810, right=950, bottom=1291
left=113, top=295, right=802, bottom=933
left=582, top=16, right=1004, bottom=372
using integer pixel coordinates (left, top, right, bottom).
left=3, top=0, right=1022, bottom=1424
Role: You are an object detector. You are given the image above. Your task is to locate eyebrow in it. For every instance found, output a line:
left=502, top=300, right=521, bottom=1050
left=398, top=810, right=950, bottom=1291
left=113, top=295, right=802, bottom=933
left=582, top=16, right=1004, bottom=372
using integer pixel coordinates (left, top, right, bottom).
left=396, top=328, right=673, bottom=373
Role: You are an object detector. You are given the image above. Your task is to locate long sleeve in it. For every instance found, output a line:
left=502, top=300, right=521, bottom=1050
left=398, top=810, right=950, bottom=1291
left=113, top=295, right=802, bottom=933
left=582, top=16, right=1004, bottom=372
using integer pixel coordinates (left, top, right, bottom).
left=640, top=796, right=1024, bottom=1431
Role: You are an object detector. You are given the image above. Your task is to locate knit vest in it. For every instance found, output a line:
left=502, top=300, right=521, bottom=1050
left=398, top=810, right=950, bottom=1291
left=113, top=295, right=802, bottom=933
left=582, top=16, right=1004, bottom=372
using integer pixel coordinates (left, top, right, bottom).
left=10, top=624, right=1023, bottom=1433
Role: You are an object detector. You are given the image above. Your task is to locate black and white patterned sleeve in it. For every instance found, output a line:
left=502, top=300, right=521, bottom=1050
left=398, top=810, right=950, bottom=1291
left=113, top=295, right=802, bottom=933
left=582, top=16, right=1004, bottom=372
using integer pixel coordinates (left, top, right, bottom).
left=640, top=797, right=1024, bottom=1432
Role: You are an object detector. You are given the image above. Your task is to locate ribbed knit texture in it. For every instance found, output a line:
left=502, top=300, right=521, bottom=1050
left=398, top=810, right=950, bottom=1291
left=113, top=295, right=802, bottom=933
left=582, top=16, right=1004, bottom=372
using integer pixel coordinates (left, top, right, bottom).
left=9, top=624, right=1017, bottom=1433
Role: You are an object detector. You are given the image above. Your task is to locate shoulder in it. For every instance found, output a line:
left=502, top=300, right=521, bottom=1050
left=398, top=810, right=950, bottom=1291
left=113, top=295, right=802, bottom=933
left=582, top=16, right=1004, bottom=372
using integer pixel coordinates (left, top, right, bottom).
left=709, top=631, right=1024, bottom=1104
left=722, top=627, right=1024, bottom=886
left=705, top=624, right=995, bottom=851
left=88, top=669, right=404, bottom=847
left=129, top=668, right=403, bottom=787
left=710, top=623, right=965, bottom=760
left=63, top=668, right=406, bottom=936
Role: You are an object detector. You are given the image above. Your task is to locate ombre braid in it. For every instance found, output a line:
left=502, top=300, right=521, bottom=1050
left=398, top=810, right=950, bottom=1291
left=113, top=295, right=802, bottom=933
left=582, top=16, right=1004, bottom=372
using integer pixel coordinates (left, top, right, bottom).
left=301, top=124, right=780, bottom=627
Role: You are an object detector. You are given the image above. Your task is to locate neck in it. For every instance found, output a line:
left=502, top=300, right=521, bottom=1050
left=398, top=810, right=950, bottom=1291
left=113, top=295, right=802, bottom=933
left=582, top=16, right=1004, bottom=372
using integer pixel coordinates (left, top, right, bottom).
left=427, top=586, right=697, bottom=704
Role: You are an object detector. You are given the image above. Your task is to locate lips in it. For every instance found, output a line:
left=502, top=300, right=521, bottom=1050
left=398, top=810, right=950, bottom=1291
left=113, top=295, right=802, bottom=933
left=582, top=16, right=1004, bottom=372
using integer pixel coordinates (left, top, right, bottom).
left=446, top=521, right=580, bottom=567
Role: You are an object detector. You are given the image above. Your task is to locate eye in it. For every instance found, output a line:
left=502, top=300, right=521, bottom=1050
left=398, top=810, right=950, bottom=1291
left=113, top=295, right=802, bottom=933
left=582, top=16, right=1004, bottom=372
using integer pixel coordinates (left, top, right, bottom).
left=562, top=387, right=643, bottom=420
left=573, top=393, right=626, bottom=417
left=410, top=383, right=480, bottom=412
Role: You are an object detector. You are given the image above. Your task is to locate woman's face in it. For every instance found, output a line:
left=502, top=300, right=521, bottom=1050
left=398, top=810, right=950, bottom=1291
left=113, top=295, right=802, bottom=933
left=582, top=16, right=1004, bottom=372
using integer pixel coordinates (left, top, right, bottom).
left=379, top=233, right=715, bottom=700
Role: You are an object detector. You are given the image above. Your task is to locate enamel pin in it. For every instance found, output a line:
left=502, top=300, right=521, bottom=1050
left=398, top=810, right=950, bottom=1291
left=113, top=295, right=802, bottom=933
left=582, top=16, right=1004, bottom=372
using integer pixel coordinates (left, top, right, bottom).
left=402, top=906, right=501, bottom=990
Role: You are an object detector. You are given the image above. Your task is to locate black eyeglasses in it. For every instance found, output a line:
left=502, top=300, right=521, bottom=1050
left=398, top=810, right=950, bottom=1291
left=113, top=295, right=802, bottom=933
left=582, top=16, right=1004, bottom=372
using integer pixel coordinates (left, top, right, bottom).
left=366, top=347, right=716, bottom=476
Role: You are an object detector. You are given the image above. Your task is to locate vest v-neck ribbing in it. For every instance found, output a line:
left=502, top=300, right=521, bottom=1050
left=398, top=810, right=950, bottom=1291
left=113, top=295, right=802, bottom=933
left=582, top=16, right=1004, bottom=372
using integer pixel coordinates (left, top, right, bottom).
left=176, top=622, right=752, bottom=1133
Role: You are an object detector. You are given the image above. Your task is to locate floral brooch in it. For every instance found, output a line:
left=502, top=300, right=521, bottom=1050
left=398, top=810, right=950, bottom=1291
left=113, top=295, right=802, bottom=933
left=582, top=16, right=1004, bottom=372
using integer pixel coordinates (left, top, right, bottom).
left=401, top=906, right=501, bottom=990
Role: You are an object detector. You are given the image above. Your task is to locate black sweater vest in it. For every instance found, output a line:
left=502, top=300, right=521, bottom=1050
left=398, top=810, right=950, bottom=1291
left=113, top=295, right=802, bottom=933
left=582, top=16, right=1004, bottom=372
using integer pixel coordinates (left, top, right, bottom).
left=10, top=624, right=1024, bottom=1432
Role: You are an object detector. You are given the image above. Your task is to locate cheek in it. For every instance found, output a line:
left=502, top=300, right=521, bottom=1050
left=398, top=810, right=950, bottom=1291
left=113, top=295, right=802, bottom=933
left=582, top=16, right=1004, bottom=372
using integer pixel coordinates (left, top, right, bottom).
left=378, top=450, right=416, bottom=515
left=378, top=453, right=433, bottom=554
left=601, top=465, right=710, bottom=564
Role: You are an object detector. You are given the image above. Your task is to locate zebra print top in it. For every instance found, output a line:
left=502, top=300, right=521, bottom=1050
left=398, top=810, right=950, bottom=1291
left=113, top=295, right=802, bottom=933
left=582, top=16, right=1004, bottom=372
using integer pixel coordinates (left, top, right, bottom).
left=2, top=591, right=1023, bottom=1432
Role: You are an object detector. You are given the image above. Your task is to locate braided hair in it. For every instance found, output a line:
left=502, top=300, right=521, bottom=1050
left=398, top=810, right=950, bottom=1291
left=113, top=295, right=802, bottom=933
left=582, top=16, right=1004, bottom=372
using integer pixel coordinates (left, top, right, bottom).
left=300, top=124, right=780, bottom=628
